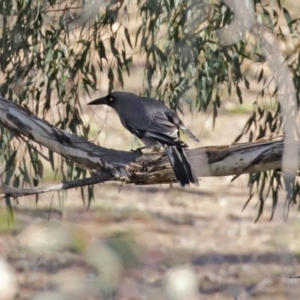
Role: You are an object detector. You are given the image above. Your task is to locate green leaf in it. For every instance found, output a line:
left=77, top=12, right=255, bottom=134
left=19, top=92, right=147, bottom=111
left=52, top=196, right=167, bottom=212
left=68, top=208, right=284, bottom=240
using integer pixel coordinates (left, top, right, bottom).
left=257, top=69, right=264, bottom=83
left=124, top=27, right=133, bottom=49
left=283, top=7, right=293, bottom=33
left=236, top=84, right=242, bottom=104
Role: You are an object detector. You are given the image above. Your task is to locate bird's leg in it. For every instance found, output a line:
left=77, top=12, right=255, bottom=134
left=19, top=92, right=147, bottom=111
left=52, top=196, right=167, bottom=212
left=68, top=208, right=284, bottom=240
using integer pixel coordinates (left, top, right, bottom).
left=151, top=144, right=162, bottom=152
left=131, top=146, right=146, bottom=154
left=131, top=144, right=161, bottom=154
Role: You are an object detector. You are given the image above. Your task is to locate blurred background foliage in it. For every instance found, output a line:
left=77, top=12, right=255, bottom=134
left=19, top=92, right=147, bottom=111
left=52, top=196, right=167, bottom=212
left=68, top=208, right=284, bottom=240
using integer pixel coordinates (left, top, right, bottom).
left=0, top=0, right=299, bottom=217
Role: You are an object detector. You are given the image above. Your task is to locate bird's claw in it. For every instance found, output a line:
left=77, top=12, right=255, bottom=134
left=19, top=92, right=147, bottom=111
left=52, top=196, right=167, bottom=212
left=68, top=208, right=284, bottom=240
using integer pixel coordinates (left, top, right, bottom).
left=131, top=146, right=145, bottom=154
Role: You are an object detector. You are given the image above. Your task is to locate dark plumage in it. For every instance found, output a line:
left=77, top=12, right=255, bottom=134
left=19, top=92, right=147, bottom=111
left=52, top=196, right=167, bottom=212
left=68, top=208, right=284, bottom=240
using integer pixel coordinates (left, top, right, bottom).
left=88, top=91, right=199, bottom=186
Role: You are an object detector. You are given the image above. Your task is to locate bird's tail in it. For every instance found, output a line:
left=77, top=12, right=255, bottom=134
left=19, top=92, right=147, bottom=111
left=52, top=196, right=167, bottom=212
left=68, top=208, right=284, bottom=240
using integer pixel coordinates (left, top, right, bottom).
left=180, top=126, right=200, bottom=143
left=166, top=146, right=199, bottom=187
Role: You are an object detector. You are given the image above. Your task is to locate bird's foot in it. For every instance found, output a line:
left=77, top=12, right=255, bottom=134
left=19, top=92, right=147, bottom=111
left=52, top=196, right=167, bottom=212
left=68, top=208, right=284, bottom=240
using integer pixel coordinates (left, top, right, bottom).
left=131, top=146, right=145, bottom=154
left=151, top=144, right=162, bottom=152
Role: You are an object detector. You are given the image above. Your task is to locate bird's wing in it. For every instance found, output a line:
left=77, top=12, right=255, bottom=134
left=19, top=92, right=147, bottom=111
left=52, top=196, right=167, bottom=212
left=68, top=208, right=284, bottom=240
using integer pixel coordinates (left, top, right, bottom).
left=166, top=111, right=200, bottom=143
left=148, top=113, right=178, bottom=135
left=123, top=112, right=186, bottom=147
left=143, top=113, right=187, bottom=147
left=145, top=130, right=185, bottom=147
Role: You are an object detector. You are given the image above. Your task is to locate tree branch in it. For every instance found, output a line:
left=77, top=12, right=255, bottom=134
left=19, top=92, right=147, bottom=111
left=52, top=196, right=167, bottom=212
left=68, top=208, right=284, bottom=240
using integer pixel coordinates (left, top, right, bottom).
left=0, top=96, right=290, bottom=198
left=0, top=172, right=113, bottom=198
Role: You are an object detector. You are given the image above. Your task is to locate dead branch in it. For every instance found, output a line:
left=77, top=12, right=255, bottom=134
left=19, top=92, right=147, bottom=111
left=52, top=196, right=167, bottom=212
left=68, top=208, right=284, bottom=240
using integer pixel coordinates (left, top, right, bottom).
left=0, top=96, right=289, bottom=198
left=0, top=172, right=113, bottom=198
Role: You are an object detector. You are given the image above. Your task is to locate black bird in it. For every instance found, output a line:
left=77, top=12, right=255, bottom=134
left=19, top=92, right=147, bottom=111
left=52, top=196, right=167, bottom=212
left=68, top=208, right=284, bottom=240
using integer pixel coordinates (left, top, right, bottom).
left=88, top=91, right=199, bottom=186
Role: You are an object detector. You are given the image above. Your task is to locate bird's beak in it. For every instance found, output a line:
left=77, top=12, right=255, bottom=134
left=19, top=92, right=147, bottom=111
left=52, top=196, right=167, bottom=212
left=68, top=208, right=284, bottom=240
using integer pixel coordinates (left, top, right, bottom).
left=87, top=96, right=107, bottom=105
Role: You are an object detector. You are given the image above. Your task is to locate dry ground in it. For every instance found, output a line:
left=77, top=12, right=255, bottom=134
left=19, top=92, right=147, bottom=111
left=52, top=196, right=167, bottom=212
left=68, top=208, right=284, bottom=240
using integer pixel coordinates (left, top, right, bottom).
left=1, top=109, right=300, bottom=300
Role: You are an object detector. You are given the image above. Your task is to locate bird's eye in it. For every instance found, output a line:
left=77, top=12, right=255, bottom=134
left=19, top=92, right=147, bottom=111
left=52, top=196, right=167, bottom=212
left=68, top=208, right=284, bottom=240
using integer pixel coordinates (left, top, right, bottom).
left=108, top=96, right=114, bottom=102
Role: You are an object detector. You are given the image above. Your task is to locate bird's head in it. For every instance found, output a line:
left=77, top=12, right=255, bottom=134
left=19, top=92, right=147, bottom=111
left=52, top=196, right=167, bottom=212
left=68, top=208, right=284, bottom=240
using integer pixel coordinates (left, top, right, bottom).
left=87, top=92, right=117, bottom=107
left=88, top=91, right=133, bottom=108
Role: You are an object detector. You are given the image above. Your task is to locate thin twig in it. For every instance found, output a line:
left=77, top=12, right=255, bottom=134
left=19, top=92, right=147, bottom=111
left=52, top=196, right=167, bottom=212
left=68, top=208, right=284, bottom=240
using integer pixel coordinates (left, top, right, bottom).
left=0, top=172, right=114, bottom=199
left=19, top=135, right=50, bottom=161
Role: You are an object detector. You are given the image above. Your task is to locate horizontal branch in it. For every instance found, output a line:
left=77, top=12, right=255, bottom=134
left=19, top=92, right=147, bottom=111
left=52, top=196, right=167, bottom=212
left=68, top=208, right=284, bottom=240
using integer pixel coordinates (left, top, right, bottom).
left=0, top=96, right=288, bottom=198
